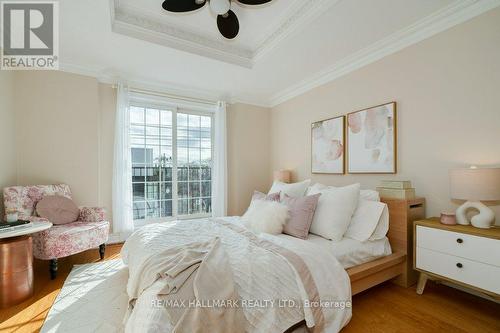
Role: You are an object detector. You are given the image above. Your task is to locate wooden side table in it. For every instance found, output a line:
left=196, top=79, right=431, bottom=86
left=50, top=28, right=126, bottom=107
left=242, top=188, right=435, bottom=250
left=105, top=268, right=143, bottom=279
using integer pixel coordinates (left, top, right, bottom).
left=0, top=221, right=52, bottom=308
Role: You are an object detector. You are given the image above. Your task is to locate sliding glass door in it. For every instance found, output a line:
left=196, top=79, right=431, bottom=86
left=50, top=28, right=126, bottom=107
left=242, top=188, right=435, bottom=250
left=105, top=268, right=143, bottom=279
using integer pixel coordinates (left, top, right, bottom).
left=129, top=103, right=213, bottom=224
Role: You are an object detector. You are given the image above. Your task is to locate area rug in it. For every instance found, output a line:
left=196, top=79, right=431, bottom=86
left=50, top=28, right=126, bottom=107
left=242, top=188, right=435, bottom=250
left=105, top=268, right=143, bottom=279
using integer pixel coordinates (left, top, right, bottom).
left=41, top=259, right=128, bottom=333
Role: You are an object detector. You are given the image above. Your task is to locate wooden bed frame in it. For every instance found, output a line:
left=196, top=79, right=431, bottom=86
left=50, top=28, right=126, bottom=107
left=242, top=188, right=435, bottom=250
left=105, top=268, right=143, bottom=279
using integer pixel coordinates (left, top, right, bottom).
left=347, top=197, right=426, bottom=295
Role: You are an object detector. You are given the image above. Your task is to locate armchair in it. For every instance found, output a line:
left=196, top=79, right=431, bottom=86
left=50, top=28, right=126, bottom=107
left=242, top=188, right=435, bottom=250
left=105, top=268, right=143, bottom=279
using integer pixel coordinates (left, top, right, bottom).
left=3, top=184, right=110, bottom=279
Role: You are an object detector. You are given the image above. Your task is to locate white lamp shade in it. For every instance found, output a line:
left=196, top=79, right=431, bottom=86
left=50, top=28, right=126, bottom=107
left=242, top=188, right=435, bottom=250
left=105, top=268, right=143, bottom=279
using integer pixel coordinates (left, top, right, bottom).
left=450, top=168, right=500, bottom=201
left=210, top=0, right=230, bottom=15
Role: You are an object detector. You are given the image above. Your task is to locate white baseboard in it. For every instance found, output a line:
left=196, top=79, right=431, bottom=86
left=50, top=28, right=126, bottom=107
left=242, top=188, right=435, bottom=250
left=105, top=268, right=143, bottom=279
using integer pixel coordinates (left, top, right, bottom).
left=106, top=233, right=124, bottom=244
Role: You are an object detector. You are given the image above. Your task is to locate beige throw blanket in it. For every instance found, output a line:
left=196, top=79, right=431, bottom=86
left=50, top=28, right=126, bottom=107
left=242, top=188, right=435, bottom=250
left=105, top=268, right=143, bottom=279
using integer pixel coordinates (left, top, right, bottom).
left=126, top=237, right=246, bottom=333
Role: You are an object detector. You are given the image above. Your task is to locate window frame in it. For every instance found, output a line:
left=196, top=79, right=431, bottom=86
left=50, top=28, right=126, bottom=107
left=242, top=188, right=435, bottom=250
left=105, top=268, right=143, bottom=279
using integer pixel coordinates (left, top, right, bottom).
left=129, top=94, right=215, bottom=226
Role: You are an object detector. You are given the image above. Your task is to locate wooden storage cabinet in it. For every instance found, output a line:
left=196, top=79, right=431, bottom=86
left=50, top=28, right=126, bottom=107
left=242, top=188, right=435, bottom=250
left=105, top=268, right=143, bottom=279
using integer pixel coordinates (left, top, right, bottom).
left=381, top=197, right=426, bottom=288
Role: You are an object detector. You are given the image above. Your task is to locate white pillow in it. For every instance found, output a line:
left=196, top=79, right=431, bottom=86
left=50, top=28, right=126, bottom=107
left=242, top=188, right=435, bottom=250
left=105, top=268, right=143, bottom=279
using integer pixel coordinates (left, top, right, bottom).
left=269, top=179, right=311, bottom=199
left=309, top=183, right=380, bottom=202
left=369, top=204, right=389, bottom=241
left=242, top=200, right=289, bottom=235
left=308, top=183, right=360, bottom=241
left=306, top=182, right=326, bottom=195
left=360, top=189, right=380, bottom=202
left=345, top=200, right=388, bottom=242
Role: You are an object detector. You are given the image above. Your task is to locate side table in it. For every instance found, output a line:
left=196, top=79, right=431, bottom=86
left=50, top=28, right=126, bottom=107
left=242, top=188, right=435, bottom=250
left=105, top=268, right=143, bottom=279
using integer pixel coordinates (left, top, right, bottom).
left=0, top=221, right=52, bottom=308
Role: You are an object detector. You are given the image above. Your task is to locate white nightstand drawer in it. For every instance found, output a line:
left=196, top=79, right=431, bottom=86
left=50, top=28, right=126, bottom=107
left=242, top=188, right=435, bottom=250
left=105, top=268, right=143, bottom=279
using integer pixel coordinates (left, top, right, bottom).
left=416, top=226, right=500, bottom=267
left=416, top=247, right=500, bottom=294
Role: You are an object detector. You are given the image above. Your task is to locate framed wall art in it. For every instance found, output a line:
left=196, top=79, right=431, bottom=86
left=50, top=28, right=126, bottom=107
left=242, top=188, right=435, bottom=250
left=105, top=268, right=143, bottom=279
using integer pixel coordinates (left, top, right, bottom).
left=347, top=102, right=397, bottom=174
left=311, top=115, right=345, bottom=174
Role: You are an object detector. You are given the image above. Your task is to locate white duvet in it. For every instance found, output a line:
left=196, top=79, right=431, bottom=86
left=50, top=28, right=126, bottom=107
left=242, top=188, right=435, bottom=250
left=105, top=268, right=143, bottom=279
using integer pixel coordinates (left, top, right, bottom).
left=121, top=217, right=352, bottom=333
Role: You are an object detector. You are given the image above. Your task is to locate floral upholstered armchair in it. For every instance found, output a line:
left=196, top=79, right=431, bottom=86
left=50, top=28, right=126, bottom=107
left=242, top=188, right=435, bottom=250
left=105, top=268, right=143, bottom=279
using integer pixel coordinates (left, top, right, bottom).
left=3, top=184, right=110, bottom=279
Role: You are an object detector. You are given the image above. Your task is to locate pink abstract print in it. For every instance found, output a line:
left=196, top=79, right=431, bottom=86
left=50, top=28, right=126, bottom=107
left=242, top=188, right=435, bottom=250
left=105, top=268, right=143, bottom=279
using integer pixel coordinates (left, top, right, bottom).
left=311, top=116, right=345, bottom=174
left=347, top=102, right=396, bottom=173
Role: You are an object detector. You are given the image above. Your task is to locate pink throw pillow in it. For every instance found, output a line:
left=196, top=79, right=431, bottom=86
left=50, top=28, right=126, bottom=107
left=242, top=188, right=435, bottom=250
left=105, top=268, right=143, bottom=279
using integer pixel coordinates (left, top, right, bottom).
left=251, top=191, right=280, bottom=202
left=36, top=195, right=80, bottom=225
left=282, top=193, right=321, bottom=239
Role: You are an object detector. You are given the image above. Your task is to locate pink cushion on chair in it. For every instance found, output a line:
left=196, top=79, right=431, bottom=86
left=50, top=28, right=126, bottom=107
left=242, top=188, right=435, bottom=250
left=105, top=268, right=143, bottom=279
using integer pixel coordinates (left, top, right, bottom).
left=36, top=195, right=80, bottom=225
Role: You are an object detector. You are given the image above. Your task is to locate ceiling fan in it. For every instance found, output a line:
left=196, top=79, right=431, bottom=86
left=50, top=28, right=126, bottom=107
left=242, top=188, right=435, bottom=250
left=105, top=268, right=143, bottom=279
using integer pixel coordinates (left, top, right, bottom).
left=161, top=0, right=273, bottom=39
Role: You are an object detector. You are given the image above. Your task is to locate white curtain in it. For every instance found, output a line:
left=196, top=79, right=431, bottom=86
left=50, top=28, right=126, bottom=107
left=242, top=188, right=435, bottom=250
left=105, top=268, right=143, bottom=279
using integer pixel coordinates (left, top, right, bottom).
left=112, top=83, right=134, bottom=239
left=212, top=101, right=227, bottom=217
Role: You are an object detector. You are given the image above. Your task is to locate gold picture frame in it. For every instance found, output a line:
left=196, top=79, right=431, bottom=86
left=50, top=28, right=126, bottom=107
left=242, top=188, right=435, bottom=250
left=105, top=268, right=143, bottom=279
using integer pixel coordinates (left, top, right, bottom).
left=311, top=115, right=346, bottom=175
left=347, top=102, right=397, bottom=174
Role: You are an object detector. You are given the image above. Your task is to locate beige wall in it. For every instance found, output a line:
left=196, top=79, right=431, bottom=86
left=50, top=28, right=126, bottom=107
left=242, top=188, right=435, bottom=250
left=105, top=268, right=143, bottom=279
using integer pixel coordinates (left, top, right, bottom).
left=14, top=71, right=103, bottom=208
left=0, top=71, right=17, bottom=218
left=270, top=8, right=500, bottom=224
left=11, top=72, right=117, bottom=226
left=6, top=71, right=269, bottom=225
left=4, top=8, right=498, bottom=225
left=227, top=103, right=271, bottom=216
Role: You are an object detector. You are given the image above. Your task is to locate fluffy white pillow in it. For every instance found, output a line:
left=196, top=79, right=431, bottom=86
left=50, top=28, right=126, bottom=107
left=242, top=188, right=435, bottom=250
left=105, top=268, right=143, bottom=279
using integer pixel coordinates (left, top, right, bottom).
left=345, top=200, right=388, bottom=242
left=308, top=183, right=360, bottom=241
left=242, top=200, right=289, bottom=235
left=269, top=179, right=311, bottom=199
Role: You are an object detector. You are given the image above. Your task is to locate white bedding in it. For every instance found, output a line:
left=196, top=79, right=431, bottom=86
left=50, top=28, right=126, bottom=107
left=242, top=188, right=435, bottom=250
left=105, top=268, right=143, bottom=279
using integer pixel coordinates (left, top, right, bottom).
left=122, top=217, right=352, bottom=333
left=302, top=235, right=392, bottom=269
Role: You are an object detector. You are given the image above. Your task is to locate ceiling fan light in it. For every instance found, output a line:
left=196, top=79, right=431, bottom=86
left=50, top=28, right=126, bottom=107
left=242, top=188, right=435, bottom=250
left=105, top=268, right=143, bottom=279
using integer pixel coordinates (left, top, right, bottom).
left=210, top=0, right=230, bottom=15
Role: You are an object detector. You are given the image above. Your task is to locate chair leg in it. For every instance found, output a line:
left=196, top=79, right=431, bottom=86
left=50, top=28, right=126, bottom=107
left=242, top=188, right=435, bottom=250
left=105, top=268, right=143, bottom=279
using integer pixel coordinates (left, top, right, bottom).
left=99, top=243, right=106, bottom=260
left=50, top=259, right=58, bottom=280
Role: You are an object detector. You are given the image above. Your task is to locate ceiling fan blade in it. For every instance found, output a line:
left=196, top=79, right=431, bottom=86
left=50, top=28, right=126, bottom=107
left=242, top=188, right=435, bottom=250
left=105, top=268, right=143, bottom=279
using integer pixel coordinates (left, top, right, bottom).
left=162, top=0, right=206, bottom=13
left=236, top=0, right=272, bottom=5
left=217, top=10, right=239, bottom=39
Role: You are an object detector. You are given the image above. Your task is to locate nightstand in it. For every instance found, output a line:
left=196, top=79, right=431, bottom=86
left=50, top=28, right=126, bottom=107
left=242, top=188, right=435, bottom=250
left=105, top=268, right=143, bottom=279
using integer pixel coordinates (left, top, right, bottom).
left=414, top=218, right=500, bottom=300
left=0, top=221, right=52, bottom=308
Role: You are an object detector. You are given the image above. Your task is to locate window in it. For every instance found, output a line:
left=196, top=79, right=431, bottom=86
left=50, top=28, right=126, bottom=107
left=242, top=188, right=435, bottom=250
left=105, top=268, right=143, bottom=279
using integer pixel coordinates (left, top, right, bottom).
left=130, top=103, right=213, bottom=222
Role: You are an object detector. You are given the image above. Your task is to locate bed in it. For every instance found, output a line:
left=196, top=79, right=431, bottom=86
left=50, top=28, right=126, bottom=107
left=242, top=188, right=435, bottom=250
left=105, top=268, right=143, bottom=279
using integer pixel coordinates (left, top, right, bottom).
left=120, top=197, right=425, bottom=333
left=301, top=234, right=392, bottom=269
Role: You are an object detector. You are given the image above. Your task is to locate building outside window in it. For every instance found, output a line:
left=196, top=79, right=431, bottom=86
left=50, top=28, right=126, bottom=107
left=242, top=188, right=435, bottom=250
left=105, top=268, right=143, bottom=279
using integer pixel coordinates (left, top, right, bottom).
left=129, top=102, right=213, bottom=223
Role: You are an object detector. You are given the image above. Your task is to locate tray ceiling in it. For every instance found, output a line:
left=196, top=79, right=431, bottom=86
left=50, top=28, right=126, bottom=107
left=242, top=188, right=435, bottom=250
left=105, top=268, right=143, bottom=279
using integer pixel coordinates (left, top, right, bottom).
left=112, top=0, right=338, bottom=67
left=58, top=0, right=500, bottom=107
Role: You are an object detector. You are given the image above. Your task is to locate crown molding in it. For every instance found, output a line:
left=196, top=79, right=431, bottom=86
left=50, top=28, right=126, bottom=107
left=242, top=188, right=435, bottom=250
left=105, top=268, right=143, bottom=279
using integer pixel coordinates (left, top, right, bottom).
left=112, top=6, right=254, bottom=68
left=268, top=0, right=500, bottom=107
left=58, top=61, right=272, bottom=107
left=110, top=0, right=338, bottom=68
left=60, top=0, right=500, bottom=109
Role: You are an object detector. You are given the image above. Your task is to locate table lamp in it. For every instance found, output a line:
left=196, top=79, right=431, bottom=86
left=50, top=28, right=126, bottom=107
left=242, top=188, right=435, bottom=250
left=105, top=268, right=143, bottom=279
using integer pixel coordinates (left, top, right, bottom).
left=273, top=170, right=291, bottom=183
left=449, top=167, right=500, bottom=228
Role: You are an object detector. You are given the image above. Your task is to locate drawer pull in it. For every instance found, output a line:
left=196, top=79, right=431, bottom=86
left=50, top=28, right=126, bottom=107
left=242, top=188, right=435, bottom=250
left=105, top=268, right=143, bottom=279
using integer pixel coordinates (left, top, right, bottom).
left=456, top=263, right=463, bottom=268
left=456, top=238, right=463, bottom=244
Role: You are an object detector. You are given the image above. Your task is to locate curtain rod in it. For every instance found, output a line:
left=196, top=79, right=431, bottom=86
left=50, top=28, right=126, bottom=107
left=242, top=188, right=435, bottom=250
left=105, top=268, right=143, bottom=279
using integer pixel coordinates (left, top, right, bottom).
left=112, top=85, right=218, bottom=106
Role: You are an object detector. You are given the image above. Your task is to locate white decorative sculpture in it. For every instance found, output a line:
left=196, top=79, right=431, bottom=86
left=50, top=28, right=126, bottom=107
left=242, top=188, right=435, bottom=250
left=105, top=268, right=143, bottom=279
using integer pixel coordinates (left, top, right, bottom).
left=450, top=167, right=500, bottom=229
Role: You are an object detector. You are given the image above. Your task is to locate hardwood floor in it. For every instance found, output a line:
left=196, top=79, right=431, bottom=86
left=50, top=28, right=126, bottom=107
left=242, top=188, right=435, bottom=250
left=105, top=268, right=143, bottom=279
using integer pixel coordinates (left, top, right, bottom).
left=1, top=244, right=499, bottom=333
left=0, top=244, right=122, bottom=333
left=343, top=281, right=500, bottom=333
